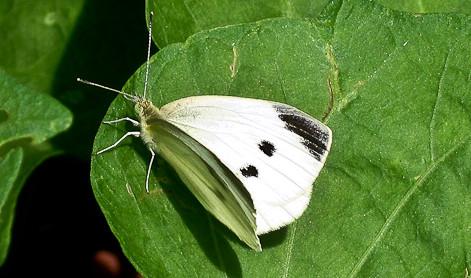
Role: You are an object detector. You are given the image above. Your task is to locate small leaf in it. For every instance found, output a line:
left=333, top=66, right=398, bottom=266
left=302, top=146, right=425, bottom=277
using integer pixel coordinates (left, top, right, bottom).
left=93, top=0, right=471, bottom=276
left=0, top=70, right=72, bottom=265
left=0, top=148, right=22, bottom=264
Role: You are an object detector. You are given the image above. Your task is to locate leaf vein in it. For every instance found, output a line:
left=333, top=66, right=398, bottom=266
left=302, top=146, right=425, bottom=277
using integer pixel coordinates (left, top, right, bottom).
left=182, top=0, right=200, bottom=29
left=323, top=43, right=340, bottom=123
left=282, top=223, right=297, bottom=278
left=226, top=25, right=263, bottom=94
left=339, top=43, right=400, bottom=112
left=274, top=35, right=288, bottom=103
left=429, top=50, right=451, bottom=162
left=348, top=134, right=471, bottom=277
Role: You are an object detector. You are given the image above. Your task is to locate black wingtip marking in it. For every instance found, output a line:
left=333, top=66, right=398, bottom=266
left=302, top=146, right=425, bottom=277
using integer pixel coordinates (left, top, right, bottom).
left=240, top=165, right=258, bottom=177
left=275, top=105, right=330, bottom=161
left=258, top=140, right=276, bottom=157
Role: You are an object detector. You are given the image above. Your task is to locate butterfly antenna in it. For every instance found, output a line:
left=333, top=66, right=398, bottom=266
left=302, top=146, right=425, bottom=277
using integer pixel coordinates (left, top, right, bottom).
left=143, top=11, right=154, bottom=99
left=76, top=78, right=137, bottom=102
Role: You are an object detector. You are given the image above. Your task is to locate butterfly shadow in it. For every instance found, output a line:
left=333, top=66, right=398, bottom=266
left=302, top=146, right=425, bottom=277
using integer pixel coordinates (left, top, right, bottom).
left=259, top=227, right=289, bottom=249
left=135, top=145, right=243, bottom=277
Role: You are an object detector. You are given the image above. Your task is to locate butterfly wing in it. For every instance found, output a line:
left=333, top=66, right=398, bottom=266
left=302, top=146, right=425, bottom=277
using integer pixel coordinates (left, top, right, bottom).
left=148, top=120, right=261, bottom=250
left=158, top=96, right=332, bottom=235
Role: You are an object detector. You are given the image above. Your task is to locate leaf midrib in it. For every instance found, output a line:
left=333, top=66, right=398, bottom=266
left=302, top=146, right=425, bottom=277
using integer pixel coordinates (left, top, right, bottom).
left=347, top=135, right=471, bottom=277
left=311, top=3, right=467, bottom=275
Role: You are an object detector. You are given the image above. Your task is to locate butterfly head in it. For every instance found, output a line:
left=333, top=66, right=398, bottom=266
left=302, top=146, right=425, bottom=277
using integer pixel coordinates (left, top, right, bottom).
left=134, top=97, right=160, bottom=124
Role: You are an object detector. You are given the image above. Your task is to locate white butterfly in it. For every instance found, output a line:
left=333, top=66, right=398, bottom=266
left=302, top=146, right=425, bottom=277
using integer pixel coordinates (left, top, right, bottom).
left=79, top=13, right=332, bottom=251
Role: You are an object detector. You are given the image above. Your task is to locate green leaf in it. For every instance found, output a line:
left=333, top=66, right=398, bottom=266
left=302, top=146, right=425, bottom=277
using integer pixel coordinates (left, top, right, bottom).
left=0, top=1, right=150, bottom=158
left=147, top=0, right=331, bottom=48
left=92, top=0, right=471, bottom=276
left=0, top=148, right=22, bottom=265
left=0, top=0, right=83, bottom=93
left=0, top=70, right=72, bottom=265
left=147, top=0, right=471, bottom=49
left=377, top=0, right=471, bottom=14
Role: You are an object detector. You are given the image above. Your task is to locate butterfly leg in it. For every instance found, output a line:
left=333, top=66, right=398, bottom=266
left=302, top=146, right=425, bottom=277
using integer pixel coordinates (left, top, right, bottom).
left=96, top=131, right=141, bottom=155
left=103, top=117, right=140, bottom=126
left=145, top=148, right=155, bottom=193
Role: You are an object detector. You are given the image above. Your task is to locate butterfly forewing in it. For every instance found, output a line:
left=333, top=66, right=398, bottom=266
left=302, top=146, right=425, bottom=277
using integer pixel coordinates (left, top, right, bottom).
left=158, top=96, right=332, bottom=235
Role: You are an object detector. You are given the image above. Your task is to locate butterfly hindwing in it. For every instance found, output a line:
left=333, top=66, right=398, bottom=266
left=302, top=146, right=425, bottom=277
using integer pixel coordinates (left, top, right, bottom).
left=148, top=120, right=261, bottom=250
left=158, top=96, right=332, bottom=235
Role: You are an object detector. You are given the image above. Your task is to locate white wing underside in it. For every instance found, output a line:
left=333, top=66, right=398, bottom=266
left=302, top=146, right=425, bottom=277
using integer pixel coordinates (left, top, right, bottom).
left=160, top=96, right=332, bottom=234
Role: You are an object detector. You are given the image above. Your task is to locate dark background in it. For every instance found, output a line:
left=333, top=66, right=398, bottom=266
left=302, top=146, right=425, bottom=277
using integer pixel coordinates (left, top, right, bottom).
left=0, top=0, right=156, bottom=276
left=0, top=156, right=136, bottom=277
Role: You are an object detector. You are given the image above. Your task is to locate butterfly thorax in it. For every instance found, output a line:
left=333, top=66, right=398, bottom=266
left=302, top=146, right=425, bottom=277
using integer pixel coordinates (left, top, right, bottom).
left=135, top=98, right=161, bottom=151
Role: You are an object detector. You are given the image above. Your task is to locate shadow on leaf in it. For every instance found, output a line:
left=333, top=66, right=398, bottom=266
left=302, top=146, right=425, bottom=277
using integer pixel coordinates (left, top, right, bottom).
left=134, top=141, right=243, bottom=277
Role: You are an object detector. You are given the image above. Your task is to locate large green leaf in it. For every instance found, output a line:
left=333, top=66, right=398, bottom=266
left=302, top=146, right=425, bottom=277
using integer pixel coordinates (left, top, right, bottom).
left=378, top=0, right=471, bottom=14
left=147, top=0, right=471, bottom=49
left=92, top=0, right=471, bottom=276
left=0, top=71, right=72, bottom=265
left=146, top=0, right=331, bottom=48
left=0, top=0, right=83, bottom=93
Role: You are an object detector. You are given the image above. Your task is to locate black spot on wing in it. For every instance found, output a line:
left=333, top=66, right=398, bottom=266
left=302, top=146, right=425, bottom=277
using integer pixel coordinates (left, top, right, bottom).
left=258, top=140, right=276, bottom=157
left=275, top=105, right=330, bottom=161
left=240, top=165, right=258, bottom=177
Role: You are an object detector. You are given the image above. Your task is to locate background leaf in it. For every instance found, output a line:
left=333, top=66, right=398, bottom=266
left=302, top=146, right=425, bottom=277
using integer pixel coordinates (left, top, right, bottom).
left=147, top=0, right=331, bottom=48
left=0, top=70, right=72, bottom=265
left=0, top=0, right=83, bottom=93
left=0, top=0, right=148, bottom=157
left=378, top=0, right=471, bottom=14
left=0, top=0, right=148, bottom=273
left=92, top=0, right=471, bottom=276
left=147, top=0, right=471, bottom=50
